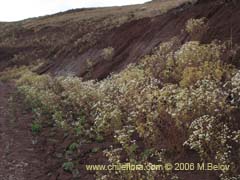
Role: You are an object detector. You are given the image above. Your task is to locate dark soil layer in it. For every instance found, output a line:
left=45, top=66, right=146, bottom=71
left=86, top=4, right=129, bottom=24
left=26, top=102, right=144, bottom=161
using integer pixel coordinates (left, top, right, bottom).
left=0, top=82, right=112, bottom=180
left=1, top=0, right=240, bottom=80
left=45, top=0, right=240, bottom=79
left=0, top=83, right=48, bottom=180
left=0, top=0, right=190, bottom=72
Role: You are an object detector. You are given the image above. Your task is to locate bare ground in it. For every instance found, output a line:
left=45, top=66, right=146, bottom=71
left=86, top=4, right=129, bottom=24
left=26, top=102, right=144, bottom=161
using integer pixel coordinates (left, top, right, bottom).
left=0, top=82, right=101, bottom=180
left=0, top=82, right=48, bottom=180
left=0, top=82, right=219, bottom=180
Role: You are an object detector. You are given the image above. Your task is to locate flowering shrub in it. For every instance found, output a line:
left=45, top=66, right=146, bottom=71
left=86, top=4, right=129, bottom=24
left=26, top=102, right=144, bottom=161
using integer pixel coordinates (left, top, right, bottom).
left=183, top=71, right=240, bottom=179
left=185, top=17, right=209, bottom=40
left=102, top=47, right=114, bottom=61
left=140, top=38, right=234, bottom=86
left=16, top=36, right=240, bottom=179
left=17, top=72, right=62, bottom=125
left=180, top=61, right=234, bottom=87
left=184, top=113, right=240, bottom=179
left=139, top=37, right=181, bottom=83
left=230, top=70, right=240, bottom=106
left=0, top=66, right=30, bottom=82
left=96, top=146, right=174, bottom=180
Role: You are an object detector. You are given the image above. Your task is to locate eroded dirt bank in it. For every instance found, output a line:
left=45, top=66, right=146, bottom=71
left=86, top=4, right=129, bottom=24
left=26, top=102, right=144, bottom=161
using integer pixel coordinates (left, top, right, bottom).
left=46, top=0, right=240, bottom=79
left=1, top=1, right=240, bottom=80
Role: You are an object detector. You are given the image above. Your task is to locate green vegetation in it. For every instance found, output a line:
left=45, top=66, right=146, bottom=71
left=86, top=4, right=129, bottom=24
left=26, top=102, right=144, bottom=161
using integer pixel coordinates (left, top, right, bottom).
left=68, top=142, right=79, bottom=152
left=0, top=66, right=30, bottom=82
left=62, top=161, right=74, bottom=172
left=7, top=19, right=239, bottom=179
left=31, top=122, right=42, bottom=134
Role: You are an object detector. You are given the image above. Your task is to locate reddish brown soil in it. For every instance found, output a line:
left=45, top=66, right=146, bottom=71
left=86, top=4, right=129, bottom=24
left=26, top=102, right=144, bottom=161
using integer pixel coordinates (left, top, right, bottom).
left=0, top=1, right=239, bottom=179
left=0, top=82, right=220, bottom=180
left=1, top=1, right=240, bottom=80
left=0, top=82, right=74, bottom=180
left=45, top=0, right=240, bottom=79
left=0, top=82, right=111, bottom=180
left=0, top=82, right=46, bottom=179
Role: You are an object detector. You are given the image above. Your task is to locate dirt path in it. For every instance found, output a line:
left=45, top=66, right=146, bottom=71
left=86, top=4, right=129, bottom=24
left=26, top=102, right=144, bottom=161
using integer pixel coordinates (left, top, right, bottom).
left=0, top=82, right=48, bottom=180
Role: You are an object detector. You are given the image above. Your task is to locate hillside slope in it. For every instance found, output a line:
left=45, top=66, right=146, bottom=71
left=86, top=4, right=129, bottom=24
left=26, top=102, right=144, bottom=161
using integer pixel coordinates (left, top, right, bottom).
left=0, top=0, right=191, bottom=73
left=0, top=1, right=240, bottom=180
left=1, top=0, right=240, bottom=80
left=49, top=0, right=239, bottom=79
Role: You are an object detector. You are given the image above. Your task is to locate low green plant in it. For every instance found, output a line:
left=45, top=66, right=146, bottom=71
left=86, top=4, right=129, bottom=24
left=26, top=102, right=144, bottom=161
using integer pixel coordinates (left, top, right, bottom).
left=68, top=142, right=78, bottom=152
left=62, top=161, right=74, bottom=172
left=31, top=122, right=42, bottom=134
left=91, top=147, right=100, bottom=153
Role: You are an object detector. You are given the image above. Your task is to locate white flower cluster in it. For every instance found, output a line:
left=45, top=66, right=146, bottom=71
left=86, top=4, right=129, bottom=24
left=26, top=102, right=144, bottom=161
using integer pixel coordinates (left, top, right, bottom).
left=185, top=17, right=209, bottom=40
left=184, top=115, right=216, bottom=156
left=185, top=18, right=207, bottom=33
left=16, top=36, right=240, bottom=180
left=230, top=70, right=240, bottom=105
left=175, top=41, right=224, bottom=69
left=185, top=113, right=239, bottom=179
